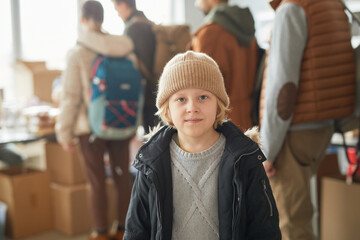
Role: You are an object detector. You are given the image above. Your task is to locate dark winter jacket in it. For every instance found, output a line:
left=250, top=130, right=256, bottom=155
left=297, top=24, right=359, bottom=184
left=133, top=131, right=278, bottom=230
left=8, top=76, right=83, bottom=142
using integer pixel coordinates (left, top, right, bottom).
left=124, top=121, right=281, bottom=240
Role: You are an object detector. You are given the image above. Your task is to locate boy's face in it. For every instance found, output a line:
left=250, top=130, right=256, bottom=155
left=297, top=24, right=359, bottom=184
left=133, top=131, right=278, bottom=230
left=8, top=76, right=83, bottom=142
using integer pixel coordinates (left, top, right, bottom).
left=168, top=88, right=218, bottom=140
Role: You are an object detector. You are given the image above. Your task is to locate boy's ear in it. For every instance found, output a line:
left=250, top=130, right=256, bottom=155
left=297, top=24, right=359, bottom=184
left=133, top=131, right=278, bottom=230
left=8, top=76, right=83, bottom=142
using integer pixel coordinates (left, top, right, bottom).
left=165, top=110, right=173, bottom=126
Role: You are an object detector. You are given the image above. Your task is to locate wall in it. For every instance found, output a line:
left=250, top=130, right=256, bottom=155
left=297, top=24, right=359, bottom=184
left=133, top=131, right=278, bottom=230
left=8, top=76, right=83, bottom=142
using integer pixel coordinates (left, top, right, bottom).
left=184, top=0, right=204, bottom=33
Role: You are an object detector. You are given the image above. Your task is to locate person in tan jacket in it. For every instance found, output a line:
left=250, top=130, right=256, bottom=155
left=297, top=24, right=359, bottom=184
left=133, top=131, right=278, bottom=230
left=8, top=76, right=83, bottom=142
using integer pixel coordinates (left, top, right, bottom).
left=189, top=0, right=259, bottom=131
left=55, top=1, right=136, bottom=239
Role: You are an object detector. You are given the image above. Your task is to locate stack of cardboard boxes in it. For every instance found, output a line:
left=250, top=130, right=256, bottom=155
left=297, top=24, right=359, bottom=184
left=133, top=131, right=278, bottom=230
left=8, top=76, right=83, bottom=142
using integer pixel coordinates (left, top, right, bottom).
left=321, top=175, right=360, bottom=240
left=317, top=143, right=360, bottom=240
left=45, top=141, right=117, bottom=236
left=14, top=61, right=62, bottom=104
left=0, top=167, right=53, bottom=238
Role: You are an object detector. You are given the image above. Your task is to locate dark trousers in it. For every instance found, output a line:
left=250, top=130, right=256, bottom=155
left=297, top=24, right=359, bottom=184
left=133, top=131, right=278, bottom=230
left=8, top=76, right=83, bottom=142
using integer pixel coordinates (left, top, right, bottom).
left=79, top=134, right=132, bottom=230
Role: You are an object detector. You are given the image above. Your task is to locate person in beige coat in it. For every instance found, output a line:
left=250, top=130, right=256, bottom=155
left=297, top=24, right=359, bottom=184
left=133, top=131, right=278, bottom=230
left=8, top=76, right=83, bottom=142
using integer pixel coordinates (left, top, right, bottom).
left=55, top=1, right=136, bottom=240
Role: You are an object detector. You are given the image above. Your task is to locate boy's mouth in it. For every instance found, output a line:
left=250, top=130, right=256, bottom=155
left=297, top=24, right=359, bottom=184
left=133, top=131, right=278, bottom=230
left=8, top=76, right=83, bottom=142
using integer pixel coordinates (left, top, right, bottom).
left=185, top=118, right=202, bottom=123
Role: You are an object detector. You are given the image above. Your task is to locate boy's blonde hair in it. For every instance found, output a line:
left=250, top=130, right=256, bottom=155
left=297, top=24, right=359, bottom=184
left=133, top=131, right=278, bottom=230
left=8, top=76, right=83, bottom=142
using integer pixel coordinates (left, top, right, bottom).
left=156, top=98, right=229, bottom=129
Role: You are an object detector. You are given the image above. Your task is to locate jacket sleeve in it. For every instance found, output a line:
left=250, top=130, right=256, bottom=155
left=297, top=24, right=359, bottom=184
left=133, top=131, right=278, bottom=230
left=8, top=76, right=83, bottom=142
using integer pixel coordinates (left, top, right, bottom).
left=77, top=29, right=134, bottom=57
left=124, top=171, right=152, bottom=240
left=55, top=49, right=83, bottom=144
left=260, top=3, right=307, bottom=162
left=245, top=163, right=281, bottom=240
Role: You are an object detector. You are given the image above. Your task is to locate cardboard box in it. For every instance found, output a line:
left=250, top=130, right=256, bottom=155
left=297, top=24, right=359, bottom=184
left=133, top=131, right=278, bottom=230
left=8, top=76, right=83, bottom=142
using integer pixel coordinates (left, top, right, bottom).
left=45, top=142, right=87, bottom=185
left=51, top=179, right=116, bottom=236
left=51, top=182, right=91, bottom=235
left=0, top=167, right=53, bottom=238
left=321, top=175, right=360, bottom=240
left=14, top=61, right=62, bottom=103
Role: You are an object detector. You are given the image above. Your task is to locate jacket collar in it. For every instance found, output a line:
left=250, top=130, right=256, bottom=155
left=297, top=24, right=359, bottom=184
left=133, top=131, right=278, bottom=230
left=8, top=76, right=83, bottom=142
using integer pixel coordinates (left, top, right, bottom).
left=217, top=121, right=259, bottom=157
left=203, top=4, right=255, bottom=46
left=132, top=121, right=263, bottom=239
left=126, top=10, right=147, bottom=24
left=133, top=121, right=259, bottom=172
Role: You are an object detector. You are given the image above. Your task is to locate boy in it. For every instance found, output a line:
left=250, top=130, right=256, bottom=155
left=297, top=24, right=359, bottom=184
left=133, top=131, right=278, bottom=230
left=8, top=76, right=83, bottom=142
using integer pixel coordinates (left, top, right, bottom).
left=123, top=51, right=281, bottom=239
left=55, top=1, right=135, bottom=239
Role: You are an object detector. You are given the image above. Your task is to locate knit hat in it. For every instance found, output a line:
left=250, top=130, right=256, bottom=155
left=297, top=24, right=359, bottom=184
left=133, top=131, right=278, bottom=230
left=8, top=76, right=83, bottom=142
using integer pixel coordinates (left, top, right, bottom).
left=156, top=51, right=230, bottom=109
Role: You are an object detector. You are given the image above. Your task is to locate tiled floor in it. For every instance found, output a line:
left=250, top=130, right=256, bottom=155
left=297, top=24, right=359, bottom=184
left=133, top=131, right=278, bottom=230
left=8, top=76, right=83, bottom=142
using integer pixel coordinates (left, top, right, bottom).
left=1, top=138, right=142, bottom=240
left=5, top=231, right=89, bottom=240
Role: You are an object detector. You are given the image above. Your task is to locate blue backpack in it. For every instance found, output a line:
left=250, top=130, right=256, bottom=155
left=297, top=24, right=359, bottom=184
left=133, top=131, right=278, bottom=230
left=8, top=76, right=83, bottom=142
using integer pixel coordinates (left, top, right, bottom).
left=88, top=55, right=143, bottom=140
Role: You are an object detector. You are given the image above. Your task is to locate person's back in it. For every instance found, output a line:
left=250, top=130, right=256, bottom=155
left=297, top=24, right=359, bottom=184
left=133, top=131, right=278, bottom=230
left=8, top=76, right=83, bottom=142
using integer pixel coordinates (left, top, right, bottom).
left=55, top=1, right=135, bottom=239
left=260, top=0, right=355, bottom=239
left=189, top=0, right=258, bottom=131
left=56, top=5, right=134, bottom=147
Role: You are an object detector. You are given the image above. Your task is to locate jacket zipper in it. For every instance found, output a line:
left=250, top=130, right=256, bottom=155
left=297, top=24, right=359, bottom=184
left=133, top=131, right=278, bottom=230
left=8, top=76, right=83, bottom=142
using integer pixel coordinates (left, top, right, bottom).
left=262, top=179, right=273, bottom=217
left=143, top=163, right=163, bottom=239
left=155, top=192, right=162, bottom=240
left=232, top=148, right=260, bottom=232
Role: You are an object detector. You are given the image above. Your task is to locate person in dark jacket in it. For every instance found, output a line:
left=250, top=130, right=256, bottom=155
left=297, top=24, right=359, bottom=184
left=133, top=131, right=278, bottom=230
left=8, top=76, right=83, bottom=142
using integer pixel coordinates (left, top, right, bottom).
left=124, top=51, right=281, bottom=240
left=112, top=0, right=158, bottom=134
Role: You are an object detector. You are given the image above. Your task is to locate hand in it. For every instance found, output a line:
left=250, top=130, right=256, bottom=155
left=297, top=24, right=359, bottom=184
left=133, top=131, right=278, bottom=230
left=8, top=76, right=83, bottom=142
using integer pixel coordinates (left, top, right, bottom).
left=263, top=160, right=276, bottom=178
left=61, top=142, right=75, bottom=153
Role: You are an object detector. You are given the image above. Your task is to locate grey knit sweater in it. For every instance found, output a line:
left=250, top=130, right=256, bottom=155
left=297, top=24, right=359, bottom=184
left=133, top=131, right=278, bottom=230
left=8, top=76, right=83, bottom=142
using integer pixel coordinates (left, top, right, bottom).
left=170, top=134, right=226, bottom=240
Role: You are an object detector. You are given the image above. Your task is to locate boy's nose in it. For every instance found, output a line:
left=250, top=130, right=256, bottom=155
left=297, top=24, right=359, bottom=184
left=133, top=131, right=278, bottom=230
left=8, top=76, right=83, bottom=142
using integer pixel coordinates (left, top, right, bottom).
left=186, top=100, right=199, bottom=113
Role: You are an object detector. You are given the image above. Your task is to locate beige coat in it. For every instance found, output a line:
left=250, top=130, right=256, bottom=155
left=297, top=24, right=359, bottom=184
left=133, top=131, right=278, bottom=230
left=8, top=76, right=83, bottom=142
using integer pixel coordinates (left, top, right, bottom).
left=55, top=29, right=135, bottom=144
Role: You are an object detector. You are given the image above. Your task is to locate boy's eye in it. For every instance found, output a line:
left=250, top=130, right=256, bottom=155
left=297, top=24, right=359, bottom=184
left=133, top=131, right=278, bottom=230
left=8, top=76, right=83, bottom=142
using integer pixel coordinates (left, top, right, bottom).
left=177, top=97, right=186, bottom=102
left=199, top=95, right=208, bottom=100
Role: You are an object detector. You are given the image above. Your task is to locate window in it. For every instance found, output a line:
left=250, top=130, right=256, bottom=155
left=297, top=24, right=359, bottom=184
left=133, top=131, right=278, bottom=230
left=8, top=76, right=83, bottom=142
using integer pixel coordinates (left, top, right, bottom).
left=1, top=0, right=178, bottom=103
left=0, top=0, right=14, bottom=101
left=136, top=0, right=173, bottom=24
left=97, top=0, right=125, bottom=35
left=99, top=0, right=172, bottom=35
left=19, top=0, right=78, bottom=69
left=19, top=0, right=174, bottom=66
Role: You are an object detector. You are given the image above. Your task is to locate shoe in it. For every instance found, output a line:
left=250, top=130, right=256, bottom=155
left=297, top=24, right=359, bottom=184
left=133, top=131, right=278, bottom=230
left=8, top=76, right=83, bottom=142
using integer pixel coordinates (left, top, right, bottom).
left=88, top=231, right=111, bottom=240
left=110, top=230, right=124, bottom=240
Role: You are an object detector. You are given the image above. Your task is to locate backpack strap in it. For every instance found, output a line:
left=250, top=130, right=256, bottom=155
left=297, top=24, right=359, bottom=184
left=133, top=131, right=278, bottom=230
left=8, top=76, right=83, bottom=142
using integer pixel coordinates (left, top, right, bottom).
left=334, top=118, right=360, bottom=184
left=336, top=0, right=360, bottom=183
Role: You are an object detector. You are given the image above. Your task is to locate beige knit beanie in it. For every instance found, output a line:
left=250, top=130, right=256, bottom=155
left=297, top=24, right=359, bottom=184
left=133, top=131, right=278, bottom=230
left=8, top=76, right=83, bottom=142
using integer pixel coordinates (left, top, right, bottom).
left=156, top=51, right=230, bottom=109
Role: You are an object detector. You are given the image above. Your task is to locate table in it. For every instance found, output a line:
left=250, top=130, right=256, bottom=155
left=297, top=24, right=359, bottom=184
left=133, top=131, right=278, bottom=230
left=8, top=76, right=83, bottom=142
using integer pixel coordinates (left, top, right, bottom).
left=0, top=128, right=55, bottom=146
